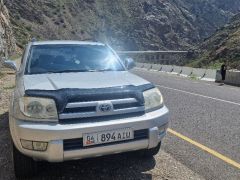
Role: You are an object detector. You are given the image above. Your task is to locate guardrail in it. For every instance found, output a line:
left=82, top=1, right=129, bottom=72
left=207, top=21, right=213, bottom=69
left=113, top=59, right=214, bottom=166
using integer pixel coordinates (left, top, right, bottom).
left=225, top=70, right=240, bottom=86
left=118, top=50, right=191, bottom=66
left=135, top=62, right=240, bottom=86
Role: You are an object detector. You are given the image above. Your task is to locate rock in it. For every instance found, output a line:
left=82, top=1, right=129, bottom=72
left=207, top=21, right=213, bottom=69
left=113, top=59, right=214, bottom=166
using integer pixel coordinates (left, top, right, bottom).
left=0, top=0, right=16, bottom=58
left=189, top=13, right=240, bottom=70
left=3, top=0, right=239, bottom=51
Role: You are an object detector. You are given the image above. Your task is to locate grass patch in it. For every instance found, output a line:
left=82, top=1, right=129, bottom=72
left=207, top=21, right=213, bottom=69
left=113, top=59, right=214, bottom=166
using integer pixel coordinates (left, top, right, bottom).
left=0, top=72, right=5, bottom=79
left=9, top=53, right=22, bottom=60
left=186, top=59, right=202, bottom=68
left=26, top=25, right=32, bottom=32
left=3, top=85, right=15, bottom=90
left=186, top=57, right=223, bottom=70
left=189, top=74, right=198, bottom=80
left=206, top=61, right=222, bottom=70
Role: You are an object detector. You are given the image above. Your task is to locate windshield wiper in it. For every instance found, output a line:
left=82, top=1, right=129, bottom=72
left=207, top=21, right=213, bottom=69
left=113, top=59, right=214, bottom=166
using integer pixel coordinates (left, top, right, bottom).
left=34, top=69, right=122, bottom=74
left=88, top=68, right=117, bottom=72
left=45, top=70, right=90, bottom=74
left=54, top=69, right=115, bottom=73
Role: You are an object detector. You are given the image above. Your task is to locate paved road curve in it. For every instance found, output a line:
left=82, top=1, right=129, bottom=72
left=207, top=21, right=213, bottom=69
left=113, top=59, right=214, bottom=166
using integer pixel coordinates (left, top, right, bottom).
left=133, top=68, right=240, bottom=180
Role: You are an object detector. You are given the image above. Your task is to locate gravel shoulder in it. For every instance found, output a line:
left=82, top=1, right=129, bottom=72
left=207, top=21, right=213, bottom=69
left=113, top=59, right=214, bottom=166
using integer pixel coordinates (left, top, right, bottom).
left=0, top=72, right=204, bottom=180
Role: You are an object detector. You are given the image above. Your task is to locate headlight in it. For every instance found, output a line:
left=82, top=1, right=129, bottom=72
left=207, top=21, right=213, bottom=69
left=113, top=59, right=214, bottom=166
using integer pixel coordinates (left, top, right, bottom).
left=143, top=88, right=164, bottom=111
left=19, top=97, right=58, bottom=120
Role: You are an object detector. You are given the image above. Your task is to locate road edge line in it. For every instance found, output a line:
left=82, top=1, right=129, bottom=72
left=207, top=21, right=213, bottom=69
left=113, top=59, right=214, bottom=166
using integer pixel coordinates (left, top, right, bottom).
left=157, top=85, right=240, bottom=106
left=167, top=128, right=240, bottom=170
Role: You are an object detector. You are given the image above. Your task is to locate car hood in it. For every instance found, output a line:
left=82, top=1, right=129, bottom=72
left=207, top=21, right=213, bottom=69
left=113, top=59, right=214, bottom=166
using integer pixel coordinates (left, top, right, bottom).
left=23, top=71, right=150, bottom=90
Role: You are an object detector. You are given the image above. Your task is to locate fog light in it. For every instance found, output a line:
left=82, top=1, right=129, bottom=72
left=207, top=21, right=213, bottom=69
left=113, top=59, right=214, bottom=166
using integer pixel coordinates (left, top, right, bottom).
left=20, top=139, right=48, bottom=151
left=33, top=141, right=48, bottom=151
left=20, top=139, right=33, bottom=150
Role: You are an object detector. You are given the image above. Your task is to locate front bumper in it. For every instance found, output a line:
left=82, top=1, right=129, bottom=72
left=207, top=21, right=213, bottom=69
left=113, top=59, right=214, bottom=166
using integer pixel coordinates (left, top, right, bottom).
left=10, top=106, right=169, bottom=162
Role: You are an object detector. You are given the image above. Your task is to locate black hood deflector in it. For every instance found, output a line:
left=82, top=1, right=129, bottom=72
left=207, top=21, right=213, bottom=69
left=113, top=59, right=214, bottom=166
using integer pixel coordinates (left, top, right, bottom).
left=25, top=84, right=155, bottom=113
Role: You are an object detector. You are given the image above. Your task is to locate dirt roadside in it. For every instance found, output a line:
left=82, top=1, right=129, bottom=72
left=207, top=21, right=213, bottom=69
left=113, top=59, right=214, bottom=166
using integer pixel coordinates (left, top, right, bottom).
left=0, top=72, right=205, bottom=180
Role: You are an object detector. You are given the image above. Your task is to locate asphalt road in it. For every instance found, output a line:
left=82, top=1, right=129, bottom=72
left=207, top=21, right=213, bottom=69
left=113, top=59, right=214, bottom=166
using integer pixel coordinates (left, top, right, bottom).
left=133, top=68, right=240, bottom=180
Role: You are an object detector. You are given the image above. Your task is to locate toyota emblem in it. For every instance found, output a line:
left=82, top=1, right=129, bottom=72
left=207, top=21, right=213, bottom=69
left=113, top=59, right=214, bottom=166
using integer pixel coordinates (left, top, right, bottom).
left=98, top=103, right=112, bottom=113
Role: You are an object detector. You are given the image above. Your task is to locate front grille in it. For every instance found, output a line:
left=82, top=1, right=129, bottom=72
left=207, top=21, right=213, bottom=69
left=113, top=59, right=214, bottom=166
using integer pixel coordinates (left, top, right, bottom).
left=113, top=102, right=140, bottom=109
left=63, top=106, right=96, bottom=113
left=59, top=112, right=145, bottom=124
left=63, top=129, right=149, bottom=151
left=59, top=98, right=145, bottom=123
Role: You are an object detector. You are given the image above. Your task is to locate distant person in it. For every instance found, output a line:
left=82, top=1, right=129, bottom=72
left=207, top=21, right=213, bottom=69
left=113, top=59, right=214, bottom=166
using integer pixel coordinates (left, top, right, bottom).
left=220, top=62, right=227, bottom=84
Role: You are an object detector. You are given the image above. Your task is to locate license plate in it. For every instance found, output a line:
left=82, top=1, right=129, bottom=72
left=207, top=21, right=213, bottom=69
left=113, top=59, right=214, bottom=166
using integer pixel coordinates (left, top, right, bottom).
left=83, top=128, right=134, bottom=147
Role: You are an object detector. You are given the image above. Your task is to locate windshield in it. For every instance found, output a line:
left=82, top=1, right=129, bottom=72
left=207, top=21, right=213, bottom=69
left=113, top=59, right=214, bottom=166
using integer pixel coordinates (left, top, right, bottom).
left=25, top=44, right=125, bottom=74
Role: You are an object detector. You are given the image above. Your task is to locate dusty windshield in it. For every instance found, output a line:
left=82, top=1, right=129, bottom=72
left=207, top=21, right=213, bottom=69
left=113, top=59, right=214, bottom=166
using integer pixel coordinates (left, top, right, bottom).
left=26, top=44, right=125, bottom=74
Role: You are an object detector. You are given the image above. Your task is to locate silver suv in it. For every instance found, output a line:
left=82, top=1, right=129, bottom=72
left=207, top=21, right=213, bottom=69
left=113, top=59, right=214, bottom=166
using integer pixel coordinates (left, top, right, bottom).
left=5, top=41, right=169, bottom=178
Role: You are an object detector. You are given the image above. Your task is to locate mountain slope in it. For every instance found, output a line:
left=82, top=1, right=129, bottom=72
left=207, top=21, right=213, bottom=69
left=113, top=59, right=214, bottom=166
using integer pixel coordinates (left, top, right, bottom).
left=3, top=0, right=239, bottom=51
left=209, top=0, right=240, bottom=14
left=0, top=0, right=15, bottom=57
left=189, top=13, right=240, bottom=70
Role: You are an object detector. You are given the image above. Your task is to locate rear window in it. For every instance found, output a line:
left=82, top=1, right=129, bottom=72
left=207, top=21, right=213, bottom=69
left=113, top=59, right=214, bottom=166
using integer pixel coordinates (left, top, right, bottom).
left=25, top=44, right=125, bottom=74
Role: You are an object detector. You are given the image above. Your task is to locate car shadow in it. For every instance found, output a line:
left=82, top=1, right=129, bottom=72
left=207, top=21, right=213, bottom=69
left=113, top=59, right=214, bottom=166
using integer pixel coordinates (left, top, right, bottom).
left=35, top=152, right=155, bottom=180
left=0, top=112, right=156, bottom=180
left=0, top=112, right=15, bottom=180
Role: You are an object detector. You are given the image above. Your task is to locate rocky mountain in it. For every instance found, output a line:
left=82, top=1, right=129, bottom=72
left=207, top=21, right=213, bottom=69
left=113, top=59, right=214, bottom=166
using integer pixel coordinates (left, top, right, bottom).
left=0, top=0, right=15, bottom=58
left=3, top=0, right=240, bottom=51
left=209, top=0, right=240, bottom=14
left=188, top=13, right=240, bottom=70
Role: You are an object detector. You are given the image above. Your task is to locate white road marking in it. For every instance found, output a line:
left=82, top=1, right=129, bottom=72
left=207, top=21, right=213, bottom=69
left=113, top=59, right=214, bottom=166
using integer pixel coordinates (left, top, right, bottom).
left=157, top=85, right=240, bottom=106
left=135, top=68, right=240, bottom=91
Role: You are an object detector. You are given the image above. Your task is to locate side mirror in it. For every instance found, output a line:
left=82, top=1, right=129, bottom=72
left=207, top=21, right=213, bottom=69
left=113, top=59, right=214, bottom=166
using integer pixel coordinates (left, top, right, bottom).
left=3, top=60, right=17, bottom=71
left=124, top=57, right=136, bottom=70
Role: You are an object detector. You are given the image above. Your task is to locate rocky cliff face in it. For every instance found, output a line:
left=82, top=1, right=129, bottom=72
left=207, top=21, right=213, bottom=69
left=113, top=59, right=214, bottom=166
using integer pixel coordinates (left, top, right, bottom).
left=210, top=0, right=240, bottom=14
left=189, top=13, right=240, bottom=70
left=0, top=0, right=15, bottom=58
left=3, top=0, right=239, bottom=51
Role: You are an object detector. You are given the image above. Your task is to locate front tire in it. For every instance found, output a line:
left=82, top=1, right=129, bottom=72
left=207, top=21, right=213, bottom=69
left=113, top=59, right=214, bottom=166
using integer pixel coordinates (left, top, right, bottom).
left=12, top=144, right=38, bottom=179
left=139, top=142, right=161, bottom=157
